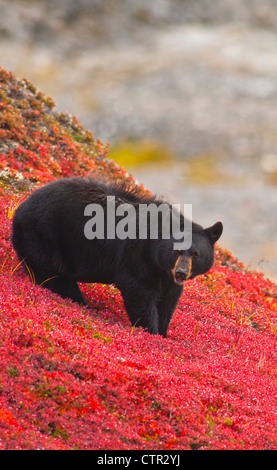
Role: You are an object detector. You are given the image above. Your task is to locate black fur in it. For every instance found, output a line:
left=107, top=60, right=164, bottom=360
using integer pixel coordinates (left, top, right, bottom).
left=11, top=177, right=223, bottom=337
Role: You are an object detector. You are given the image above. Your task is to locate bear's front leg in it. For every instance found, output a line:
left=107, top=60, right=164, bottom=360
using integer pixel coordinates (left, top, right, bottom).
left=157, top=283, right=183, bottom=337
left=119, top=285, right=160, bottom=335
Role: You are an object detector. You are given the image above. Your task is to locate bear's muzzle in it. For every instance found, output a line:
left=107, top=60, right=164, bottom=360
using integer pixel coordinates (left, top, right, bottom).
left=172, top=255, right=192, bottom=285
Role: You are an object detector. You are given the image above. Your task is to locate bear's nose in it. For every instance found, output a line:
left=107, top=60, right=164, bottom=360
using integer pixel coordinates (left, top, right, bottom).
left=175, top=268, right=188, bottom=281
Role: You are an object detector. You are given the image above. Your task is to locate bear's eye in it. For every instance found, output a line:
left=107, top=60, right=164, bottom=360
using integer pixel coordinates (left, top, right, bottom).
left=191, top=250, right=199, bottom=259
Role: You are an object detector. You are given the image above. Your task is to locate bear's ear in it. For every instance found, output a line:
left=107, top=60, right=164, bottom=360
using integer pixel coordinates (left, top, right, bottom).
left=204, top=221, right=223, bottom=244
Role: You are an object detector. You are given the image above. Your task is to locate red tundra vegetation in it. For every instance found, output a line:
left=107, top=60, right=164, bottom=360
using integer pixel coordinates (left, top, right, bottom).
left=0, top=67, right=276, bottom=450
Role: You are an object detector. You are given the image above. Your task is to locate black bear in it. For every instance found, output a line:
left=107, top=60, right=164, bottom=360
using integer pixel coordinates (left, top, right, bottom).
left=11, top=177, right=223, bottom=337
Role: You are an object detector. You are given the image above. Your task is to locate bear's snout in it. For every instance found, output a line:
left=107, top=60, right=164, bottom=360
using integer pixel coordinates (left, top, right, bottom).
left=172, top=254, right=192, bottom=285
left=175, top=267, right=189, bottom=283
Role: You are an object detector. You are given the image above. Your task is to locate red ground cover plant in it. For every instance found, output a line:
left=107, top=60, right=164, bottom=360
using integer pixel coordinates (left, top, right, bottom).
left=0, top=68, right=277, bottom=449
left=0, top=67, right=144, bottom=192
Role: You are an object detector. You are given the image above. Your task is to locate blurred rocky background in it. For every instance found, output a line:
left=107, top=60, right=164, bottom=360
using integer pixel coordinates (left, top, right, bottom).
left=1, top=0, right=277, bottom=280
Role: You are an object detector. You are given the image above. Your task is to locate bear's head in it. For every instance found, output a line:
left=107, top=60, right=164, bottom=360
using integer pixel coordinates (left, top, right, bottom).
left=151, top=220, right=223, bottom=285
left=172, top=221, right=223, bottom=285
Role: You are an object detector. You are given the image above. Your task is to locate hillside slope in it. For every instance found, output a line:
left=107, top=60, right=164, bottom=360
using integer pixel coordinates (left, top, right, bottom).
left=0, top=68, right=276, bottom=450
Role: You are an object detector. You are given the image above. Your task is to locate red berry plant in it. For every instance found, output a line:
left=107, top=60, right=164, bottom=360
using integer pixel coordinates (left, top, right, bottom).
left=0, top=67, right=276, bottom=450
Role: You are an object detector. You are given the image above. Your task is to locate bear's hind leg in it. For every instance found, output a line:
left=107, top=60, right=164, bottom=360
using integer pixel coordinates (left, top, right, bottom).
left=39, top=274, right=88, bottom=306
